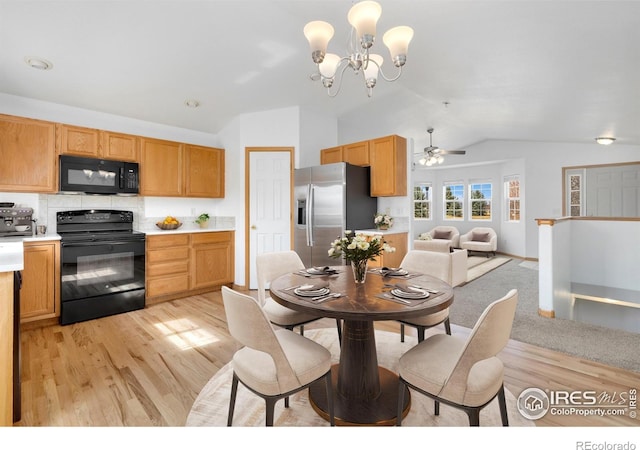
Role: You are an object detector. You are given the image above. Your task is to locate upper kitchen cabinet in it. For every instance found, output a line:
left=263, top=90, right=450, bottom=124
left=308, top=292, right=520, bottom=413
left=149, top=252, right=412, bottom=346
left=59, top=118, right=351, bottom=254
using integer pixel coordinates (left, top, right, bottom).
left=140, top=138, right=225, bottom=198
left=343, top=140, right=370, bottom=166
left=0, top=114, right=57, bottom=193
left=369, top=135, right=407, bottom=197
left=140, top=137, right=183, bottom=197
left=58, top=124, right=138, bottom=162
left=184, top=145, right=225, bottom=198
left=320, top=146, right=343, bottom=165
left=99, top=131, right=139, bottom=162
left=57, top=124, right=100, bottom=157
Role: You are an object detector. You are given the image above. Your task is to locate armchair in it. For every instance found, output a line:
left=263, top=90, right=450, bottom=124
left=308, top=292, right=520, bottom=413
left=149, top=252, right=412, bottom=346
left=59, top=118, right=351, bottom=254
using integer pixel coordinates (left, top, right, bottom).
left=460, top=227, right=497, bottom=257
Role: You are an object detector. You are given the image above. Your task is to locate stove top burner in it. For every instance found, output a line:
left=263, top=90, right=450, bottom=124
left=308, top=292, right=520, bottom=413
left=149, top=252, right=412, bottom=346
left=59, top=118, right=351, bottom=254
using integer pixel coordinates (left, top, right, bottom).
left=57, top=209, right=144, bottom=240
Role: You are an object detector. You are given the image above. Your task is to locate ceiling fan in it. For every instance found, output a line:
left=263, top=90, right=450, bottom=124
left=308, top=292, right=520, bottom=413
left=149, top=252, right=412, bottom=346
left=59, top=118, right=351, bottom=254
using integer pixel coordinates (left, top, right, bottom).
left=415, top=128, right=466, bottom=166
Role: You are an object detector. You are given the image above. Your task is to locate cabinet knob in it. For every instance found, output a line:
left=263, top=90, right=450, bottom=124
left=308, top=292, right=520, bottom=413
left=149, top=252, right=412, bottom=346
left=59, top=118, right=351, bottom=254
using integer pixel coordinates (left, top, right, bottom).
left=250, top=225, right=257, bottom=230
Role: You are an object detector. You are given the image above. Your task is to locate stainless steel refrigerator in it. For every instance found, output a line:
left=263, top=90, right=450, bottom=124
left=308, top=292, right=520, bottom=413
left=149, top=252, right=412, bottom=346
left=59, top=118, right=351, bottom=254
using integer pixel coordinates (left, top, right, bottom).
left=294, top=162, right=377, bottom=267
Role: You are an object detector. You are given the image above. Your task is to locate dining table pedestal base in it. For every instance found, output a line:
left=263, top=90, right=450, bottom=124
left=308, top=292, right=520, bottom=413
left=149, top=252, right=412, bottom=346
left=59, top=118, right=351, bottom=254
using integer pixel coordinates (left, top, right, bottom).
left=309, top=364, right=411, bottom=426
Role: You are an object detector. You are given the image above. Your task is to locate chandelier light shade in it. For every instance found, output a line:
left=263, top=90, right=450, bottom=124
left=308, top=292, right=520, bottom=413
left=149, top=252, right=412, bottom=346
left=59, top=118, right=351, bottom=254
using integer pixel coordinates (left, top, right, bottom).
left=304, top=0, right=413, bottom=97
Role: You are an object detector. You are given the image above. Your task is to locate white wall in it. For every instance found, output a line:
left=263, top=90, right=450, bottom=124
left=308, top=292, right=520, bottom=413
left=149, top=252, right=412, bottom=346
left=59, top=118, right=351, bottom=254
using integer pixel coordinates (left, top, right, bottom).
left=298, top=107, right=338, bottom=168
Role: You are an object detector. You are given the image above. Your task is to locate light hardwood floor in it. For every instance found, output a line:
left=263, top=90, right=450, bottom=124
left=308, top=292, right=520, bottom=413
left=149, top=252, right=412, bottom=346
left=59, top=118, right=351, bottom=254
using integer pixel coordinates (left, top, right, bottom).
left=16, top=290, right=639, bottom=427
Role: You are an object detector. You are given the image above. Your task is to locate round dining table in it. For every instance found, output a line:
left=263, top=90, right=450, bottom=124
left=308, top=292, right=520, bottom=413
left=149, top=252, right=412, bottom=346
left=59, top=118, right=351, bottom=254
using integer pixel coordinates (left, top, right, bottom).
left=269, top=265, right=454, bottom=426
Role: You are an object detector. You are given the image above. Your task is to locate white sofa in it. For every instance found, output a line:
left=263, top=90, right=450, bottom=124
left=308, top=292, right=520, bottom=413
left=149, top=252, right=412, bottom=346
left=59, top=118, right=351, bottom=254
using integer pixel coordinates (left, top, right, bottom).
left=459, top=227, right=497, bottom=257
left=407, top=245, right=468, bottom=287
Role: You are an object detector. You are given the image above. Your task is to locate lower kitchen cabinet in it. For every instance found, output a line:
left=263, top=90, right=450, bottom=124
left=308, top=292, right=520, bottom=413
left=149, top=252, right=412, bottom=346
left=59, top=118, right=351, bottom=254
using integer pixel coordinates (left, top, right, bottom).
left=367, top=232, right=408, bottom=269
left=20, top=240, right=60, bottom=323
left=146, top=231, right=234, bottom=304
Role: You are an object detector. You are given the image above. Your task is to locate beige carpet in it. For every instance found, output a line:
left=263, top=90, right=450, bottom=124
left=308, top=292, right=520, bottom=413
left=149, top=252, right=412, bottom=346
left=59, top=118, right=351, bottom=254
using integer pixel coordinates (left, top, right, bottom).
left=186, top=328, right=534, bottom=427
left=466, top=256, right=511, bottom=284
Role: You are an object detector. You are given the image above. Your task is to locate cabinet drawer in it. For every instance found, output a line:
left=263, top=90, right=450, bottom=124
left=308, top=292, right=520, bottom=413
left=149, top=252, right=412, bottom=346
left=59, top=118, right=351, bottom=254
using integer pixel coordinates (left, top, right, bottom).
left=146, top=274, right=190, bottom=297
left=147, top=233, right=190, bottom=249
left=191, top=231, right=233, bottom=245
left=147, top=246, right=189, bottom=264
left=147, top=260, right=189, bottom=277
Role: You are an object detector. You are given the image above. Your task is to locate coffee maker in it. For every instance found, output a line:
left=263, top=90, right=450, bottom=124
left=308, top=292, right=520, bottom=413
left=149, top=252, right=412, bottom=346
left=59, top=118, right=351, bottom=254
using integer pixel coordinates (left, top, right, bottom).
left=0, top=204, right=34, bottom=237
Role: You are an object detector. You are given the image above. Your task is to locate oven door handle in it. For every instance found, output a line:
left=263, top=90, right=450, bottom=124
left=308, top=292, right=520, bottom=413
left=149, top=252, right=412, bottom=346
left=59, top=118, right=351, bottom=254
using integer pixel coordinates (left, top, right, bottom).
left=61, top=240, right=143, bottom=247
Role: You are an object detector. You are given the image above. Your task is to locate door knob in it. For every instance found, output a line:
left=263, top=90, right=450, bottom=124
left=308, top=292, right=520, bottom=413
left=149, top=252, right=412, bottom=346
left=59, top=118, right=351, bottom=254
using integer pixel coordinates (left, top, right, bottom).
left=251, top=225, right=257, bottom=230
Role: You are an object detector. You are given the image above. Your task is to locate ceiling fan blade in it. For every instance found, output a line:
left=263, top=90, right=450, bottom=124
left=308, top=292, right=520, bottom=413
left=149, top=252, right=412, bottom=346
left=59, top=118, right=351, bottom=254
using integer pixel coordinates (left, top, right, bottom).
left=438, top=150, right=466, bottom=155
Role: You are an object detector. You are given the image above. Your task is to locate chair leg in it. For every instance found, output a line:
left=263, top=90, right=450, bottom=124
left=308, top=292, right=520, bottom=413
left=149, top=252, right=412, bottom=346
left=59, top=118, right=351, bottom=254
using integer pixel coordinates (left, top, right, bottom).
left=498, top=385, right=509, bottom=426
left=227, top=372, right=239, bottom=426
left=324, top=371, right=335, bottom=426
left=284, top=396, right=289, bottom=408
left=434, top=400, right=439, bottom=416
left=466, top=409, right=480, bottom=426
left=417, top=327, right=425, bottom=343
left=335, top=319, right=342, bottom=345
left=265, top=397, right=278, bottom=426
left=444, top=317, right=451, bottom=335
left=396, top=379, right=405, bottom=426
left=400, top=324, right=405, bottom=342
left=300, top=325, right=304, bottom=336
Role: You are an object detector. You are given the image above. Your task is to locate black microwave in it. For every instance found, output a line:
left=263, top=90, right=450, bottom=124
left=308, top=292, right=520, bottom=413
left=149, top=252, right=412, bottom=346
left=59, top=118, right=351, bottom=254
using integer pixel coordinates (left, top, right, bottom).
left=59, top=155, right=139, bottom=195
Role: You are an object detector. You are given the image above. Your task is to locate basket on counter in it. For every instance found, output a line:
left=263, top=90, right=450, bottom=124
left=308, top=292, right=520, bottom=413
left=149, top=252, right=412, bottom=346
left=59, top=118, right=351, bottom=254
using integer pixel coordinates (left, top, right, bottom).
left=155, top=221, right=182, bottom=230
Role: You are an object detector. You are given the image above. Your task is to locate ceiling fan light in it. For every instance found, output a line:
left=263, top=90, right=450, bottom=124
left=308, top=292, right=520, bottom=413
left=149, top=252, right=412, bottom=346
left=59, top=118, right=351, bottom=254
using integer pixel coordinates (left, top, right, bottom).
left=383, top=25, right=413, bottom=67
left=595, top=136, right=616, bottom=145
left=347, top=1, right=382, bottom=48
left=364, top=54, right=383, bottom=86
left=418, top=156, right=427, bottom=165
left=304, top=21, right=335, bottom=63
left=319, top=53, right=341, bottom=78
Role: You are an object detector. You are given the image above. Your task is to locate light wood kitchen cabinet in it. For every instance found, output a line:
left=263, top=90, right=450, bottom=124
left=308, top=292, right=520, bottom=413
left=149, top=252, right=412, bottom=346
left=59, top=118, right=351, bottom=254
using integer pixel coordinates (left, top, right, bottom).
left=184, top=144, right=225, bottom=198
left=0, top=114, right=57, bottom=193
left=0, top=272, right=12, bottom=426
left=140, top=137, right=183, bottom=197
left=57, top=124, right=101, bottom=157
left=343, top=140, right=370, bottom=166
left=368, top=232, right=408, bottom=269
left=100, top=131, right=138, bottom=162
left=320, top=146, right=343, bottom=165
left=146, top=231, right=234, bottom=304
left=146, top=234, right=190, bottom=302
left=21, top=240, right=60, bottom=323
left=369, top=134, right=407, bottom=197
left=57, top=125, right=139, bottom=162
left=190, top=231, right=234, bottom=289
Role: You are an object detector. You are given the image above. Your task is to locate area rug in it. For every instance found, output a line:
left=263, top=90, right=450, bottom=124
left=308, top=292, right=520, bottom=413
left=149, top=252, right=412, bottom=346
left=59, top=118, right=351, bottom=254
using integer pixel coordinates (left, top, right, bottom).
left=466, top=256, right=511, bottom=284
left=186, top=328, right=534, bottom=427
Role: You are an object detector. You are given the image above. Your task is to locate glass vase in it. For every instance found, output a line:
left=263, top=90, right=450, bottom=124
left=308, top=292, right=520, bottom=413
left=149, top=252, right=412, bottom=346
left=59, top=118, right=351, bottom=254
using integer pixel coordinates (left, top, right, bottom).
left=351, top=259, right=369, bottom=284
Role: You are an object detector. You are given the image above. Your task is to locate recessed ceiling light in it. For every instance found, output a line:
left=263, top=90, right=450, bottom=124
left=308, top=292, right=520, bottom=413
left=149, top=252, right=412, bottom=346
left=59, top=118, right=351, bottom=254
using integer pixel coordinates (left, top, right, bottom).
left=24, top=57, right=53, bottom=70
left=595, top=136, right=616, bottom=145
left=184, top=99, right=200, bottom=108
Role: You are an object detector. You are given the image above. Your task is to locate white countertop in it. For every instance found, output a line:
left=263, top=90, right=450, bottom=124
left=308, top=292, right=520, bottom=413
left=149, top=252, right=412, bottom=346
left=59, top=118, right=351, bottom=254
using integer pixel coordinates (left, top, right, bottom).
left=356, top=228, right=409, bottom=236
left=140, top=226, right=235, bottom=236
left=0, top=240, right=24, bottom=272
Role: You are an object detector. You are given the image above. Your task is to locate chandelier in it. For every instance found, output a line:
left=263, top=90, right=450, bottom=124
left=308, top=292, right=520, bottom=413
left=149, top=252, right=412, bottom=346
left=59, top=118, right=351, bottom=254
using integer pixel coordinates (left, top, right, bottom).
left=303, top=1, right=414, bottom=97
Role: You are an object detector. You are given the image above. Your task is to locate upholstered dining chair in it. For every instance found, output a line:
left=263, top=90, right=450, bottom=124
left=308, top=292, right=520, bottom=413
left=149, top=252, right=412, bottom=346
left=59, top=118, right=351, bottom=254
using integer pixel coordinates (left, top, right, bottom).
left=396, top=250, right=453, bottom=343
left=257, top=250, right=342, bottom=342
left=396, top=289, right=518, bottom=427
left=221, top=286, right=335, bottom=426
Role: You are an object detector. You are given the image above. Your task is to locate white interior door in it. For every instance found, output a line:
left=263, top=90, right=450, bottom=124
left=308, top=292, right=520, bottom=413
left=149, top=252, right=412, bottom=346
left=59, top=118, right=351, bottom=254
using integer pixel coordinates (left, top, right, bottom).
left=248, top=150, right=292, bottom=289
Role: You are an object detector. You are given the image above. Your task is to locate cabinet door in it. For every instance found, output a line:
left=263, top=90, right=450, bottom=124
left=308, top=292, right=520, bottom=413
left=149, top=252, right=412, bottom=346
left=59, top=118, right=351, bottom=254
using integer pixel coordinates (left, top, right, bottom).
left=190, top=232, right=234, bottom=289
left=369, top=135, right=407, bottom=197
left=57, top=124, right=100, bottom=157
left=21, top=241, right=59, bottom=322
left=100, top=131, right=138, bottom=162
left=184, top=145, right=225, bottom=198
left=343, top=140, right=370, bottom=166
left=0, top=114, right=57, bottom=193
left=140, top=137, right=183, bottom=196
left=320, top=146, right=343, bottom=165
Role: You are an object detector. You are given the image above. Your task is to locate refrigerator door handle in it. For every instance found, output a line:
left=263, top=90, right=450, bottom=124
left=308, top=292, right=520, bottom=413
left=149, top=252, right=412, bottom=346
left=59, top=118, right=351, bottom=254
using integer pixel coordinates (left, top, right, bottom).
left=307, top=184, right=314, bottom=246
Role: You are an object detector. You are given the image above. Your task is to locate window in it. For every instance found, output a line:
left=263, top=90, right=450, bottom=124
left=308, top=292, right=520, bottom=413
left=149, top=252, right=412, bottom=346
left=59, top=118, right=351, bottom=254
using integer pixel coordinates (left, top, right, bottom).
left=469, top=182, right=492, bottom=220
left=413, top=183, right=432, bottom=219
left=504, top=176, right=520, bottom=222
left=443, top=183, right=464, bottom=220
left=567, top=172, right=583, bottom=216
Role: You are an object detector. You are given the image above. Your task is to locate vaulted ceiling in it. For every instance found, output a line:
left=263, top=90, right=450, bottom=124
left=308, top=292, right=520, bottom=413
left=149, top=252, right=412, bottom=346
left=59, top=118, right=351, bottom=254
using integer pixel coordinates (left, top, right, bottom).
left=1, top=1, right=639, bottom=156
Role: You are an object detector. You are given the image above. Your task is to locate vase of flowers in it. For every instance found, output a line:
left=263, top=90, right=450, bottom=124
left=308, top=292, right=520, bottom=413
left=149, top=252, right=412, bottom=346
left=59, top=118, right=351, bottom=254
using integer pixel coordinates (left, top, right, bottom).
left=374, top=213, right=393, bottom=230
left=328, top=231, right=395, bottom=284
